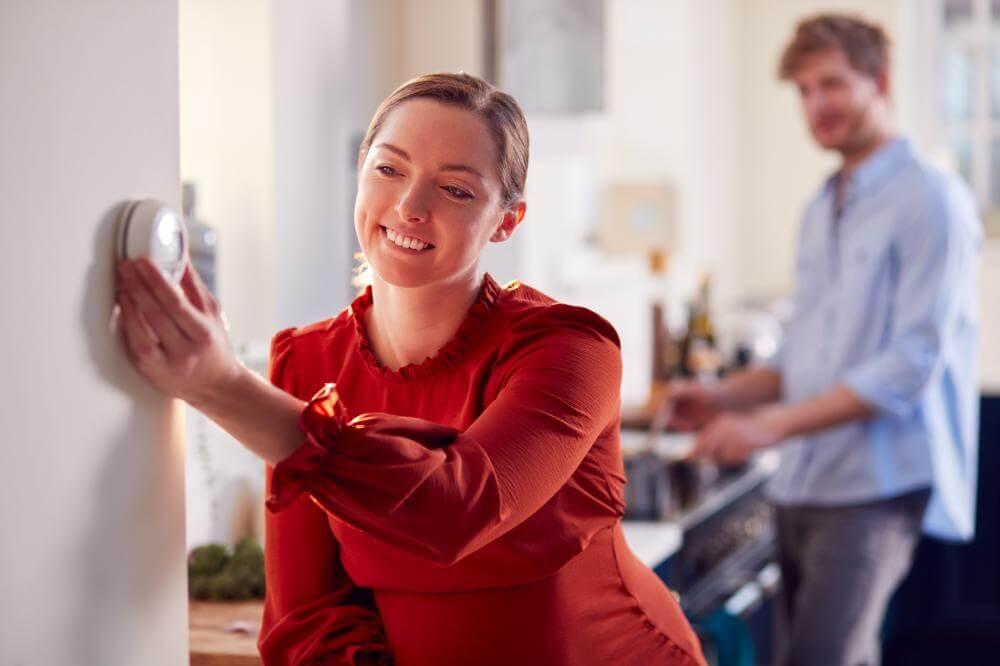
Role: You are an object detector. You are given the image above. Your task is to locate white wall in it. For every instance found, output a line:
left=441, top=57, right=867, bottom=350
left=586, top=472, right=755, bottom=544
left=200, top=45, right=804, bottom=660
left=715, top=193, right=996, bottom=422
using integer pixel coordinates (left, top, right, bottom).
left=0, top=2, right=188, bottom=664
left=398, top=0, right=485, bottom=81
left=347, top=0, right=485, bottom=110
left=348, top=0, right=407, bottom=125
left=273, top=0, right=356, bottom=323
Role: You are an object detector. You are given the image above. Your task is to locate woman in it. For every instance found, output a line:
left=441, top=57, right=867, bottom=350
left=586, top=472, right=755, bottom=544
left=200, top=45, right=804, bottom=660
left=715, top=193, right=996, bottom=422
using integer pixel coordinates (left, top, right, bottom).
left=115, top=73, right=705, bottom=666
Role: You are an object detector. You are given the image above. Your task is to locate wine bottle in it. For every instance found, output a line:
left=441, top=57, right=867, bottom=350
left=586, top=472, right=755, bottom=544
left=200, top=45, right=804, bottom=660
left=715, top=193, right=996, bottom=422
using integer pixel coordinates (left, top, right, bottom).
left=680, top=273, right=722, bottom=380
left=648, top=249, right=680, bottom=389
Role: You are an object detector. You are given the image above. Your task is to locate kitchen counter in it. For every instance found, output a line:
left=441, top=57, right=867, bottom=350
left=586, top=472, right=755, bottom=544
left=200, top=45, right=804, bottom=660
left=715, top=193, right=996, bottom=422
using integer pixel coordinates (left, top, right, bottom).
left=190, top=600, right=263, bottom=666
left=621, top=520, right=683, bottom=567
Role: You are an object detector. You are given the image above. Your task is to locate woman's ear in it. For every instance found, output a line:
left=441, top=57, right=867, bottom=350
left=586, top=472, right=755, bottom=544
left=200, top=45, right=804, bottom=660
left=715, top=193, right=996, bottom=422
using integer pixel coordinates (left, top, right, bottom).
left=490, top=201, right=527, bottom=243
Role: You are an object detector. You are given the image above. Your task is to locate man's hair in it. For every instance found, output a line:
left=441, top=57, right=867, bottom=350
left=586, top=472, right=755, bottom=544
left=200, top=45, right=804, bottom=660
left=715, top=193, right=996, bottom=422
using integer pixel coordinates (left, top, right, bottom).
left=778, top=13, right=890, bottom=80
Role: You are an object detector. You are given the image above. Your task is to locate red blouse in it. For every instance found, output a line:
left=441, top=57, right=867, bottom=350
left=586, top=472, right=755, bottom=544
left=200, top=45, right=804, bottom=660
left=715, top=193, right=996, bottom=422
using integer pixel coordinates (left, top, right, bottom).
left=257, top=274, right=705, bottom=666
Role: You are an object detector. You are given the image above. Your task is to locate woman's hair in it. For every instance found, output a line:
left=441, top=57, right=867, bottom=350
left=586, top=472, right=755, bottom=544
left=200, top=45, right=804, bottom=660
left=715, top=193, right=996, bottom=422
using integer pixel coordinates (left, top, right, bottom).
left=357, top=72, right=529, bottom=210
left=778, top=13, right=890, bottom=81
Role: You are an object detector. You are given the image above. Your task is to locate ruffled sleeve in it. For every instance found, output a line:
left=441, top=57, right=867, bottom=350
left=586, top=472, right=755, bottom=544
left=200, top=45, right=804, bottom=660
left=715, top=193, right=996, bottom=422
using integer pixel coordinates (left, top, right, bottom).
left=266, top=305, right=623, bottom=568
left=258, top=328, right=393, bottom=666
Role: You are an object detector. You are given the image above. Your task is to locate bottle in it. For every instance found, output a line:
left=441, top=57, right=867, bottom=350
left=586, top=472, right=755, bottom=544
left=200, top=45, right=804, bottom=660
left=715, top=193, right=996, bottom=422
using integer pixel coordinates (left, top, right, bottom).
left=680, top=274, right=722, bottom=381
left=624, top=250, right=680, bottom=521
left=648, top=249, right=680, bottom=391
left=182, top=182, right=219, bottom=297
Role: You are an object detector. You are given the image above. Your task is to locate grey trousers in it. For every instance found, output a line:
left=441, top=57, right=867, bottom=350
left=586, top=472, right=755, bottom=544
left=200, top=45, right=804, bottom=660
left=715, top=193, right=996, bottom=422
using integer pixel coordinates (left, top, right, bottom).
left=773, top=488, right=931, bottom=666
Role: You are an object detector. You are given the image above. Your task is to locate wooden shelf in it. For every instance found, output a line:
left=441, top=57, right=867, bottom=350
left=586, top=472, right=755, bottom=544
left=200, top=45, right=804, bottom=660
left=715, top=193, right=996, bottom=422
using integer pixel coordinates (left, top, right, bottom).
left=189, top=600, right=264, bottom=666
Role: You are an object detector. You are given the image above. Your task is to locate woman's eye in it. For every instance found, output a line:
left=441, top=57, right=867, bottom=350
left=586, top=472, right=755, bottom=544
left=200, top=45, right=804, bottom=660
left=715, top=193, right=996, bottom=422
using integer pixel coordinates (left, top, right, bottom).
left=443, top=185, right=473, bottom=200
left=375, top=165, right=398, bottom=176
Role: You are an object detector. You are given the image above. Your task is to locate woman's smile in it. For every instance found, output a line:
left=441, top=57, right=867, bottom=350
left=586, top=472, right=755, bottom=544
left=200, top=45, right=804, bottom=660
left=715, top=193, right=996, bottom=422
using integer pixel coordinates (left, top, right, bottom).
left=380, top=224, right=434, bottom=253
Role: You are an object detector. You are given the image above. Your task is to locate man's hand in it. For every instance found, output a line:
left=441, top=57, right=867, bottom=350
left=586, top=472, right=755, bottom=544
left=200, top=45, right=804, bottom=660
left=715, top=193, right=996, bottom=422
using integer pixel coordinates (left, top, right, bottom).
left=689, top=406, right=789, bottom=465
left=659, top=380, right=725, bottom=432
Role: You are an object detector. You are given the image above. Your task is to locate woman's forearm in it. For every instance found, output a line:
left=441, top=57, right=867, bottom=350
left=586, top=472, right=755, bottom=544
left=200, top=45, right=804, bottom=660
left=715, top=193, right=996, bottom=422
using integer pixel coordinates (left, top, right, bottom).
left=189, top=365, right=306, bottom=466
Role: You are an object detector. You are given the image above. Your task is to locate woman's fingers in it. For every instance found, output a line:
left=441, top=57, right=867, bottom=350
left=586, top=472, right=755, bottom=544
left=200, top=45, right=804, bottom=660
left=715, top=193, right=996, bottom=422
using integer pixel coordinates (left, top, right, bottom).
left=179, top=261, right=208, bottom=312
left=115, top=259, right=239, bottom=402
left=180, top=260, right=222, bottom=318
left=126, top=259, right=212, bottom=352
left=181, top=262, right=229, bottom=335
left=117, top=291, right=167, bottom=370
left=118, top=260, right=191, bottom=356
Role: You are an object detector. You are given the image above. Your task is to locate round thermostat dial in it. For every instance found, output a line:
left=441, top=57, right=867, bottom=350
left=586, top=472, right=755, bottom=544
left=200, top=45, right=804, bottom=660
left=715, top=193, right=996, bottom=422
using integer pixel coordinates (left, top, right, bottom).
left=116, top=199, right=187, bottom=283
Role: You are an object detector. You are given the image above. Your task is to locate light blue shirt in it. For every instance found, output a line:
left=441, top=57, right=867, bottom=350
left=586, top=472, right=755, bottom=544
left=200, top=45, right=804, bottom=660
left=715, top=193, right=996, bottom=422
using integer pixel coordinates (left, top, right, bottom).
left=765, top=137, right=982, bottom=541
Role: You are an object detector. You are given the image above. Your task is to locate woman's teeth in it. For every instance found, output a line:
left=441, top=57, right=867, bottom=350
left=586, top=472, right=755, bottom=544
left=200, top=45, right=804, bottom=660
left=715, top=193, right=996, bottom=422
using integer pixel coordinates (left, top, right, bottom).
left=384, top=227, right=431, bottom=251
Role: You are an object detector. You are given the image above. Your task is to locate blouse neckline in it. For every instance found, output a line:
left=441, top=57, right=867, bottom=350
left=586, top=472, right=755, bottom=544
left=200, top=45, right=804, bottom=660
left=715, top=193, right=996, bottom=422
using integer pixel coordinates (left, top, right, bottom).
left=350, top=273, right=504, bottom=382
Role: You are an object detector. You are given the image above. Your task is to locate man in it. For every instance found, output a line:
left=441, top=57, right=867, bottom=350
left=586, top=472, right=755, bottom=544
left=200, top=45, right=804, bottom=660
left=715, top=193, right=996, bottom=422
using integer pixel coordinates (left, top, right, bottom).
left=668, top=14, right=982, bottom=666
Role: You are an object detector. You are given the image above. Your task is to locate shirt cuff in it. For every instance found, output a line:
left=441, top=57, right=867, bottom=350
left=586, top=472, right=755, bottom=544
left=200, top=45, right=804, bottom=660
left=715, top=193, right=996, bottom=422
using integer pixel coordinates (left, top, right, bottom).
left=841, top=366, right=910, bottom=419
left=266, top=383, right=347, bottom=514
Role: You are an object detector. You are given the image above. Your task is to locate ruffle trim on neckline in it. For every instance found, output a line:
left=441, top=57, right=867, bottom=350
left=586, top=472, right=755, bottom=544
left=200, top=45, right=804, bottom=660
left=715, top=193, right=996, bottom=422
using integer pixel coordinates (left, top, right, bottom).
left=349, top=274, right=504, bottom=382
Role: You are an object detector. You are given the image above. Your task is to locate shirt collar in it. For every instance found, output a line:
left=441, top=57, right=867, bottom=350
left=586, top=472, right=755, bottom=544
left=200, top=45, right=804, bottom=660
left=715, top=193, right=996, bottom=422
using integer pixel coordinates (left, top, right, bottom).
left=823, top=136, right=914, bottom=206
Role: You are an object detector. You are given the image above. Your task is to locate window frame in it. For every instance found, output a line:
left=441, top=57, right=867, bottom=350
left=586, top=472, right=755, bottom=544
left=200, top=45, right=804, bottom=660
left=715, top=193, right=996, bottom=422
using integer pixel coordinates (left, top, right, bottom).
left=924, top=0, right=1000, bottom=237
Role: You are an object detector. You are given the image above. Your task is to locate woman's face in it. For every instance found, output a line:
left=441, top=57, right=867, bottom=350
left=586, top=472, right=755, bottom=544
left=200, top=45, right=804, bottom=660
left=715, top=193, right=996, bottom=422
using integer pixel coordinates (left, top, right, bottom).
left=354, top=98, right=521, bottom=289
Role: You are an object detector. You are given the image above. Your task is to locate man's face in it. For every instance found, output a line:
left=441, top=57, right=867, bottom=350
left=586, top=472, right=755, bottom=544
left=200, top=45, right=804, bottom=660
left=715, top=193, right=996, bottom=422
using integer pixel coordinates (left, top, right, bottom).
left=791, top=48, right=886, bottom=152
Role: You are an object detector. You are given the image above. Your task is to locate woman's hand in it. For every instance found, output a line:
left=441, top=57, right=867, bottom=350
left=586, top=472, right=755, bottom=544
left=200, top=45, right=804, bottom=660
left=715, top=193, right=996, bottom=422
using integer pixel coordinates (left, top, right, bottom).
left=115, top=257, right=243, bottom=406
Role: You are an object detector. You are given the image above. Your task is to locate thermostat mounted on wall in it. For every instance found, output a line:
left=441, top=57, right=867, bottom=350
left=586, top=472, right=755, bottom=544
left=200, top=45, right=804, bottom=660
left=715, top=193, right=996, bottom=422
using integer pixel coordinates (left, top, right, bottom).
left=115, top=199, right=187, bottom=282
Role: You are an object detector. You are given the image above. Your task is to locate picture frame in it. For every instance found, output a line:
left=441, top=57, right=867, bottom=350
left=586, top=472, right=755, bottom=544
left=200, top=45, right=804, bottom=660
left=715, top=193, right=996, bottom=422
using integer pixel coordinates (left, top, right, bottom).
left=485, top=0, right=605, bottom=114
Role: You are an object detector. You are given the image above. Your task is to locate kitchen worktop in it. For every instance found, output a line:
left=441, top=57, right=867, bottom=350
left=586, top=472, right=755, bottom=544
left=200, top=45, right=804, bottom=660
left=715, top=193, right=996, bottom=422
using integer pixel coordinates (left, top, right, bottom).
left=621, top=520, right=683, bottom=566
left=190, top=600, right=263, bottom=666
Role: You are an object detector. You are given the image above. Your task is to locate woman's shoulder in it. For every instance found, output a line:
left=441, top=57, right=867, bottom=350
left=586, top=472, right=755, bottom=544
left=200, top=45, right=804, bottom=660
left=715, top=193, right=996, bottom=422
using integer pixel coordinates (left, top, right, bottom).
left=267, top=306, right=357, bottom=385
left=271, top=305, right=355, bottom=349
left=484, top=278, right=623, bottom=390
left=493, top=278, right=622, bottom=351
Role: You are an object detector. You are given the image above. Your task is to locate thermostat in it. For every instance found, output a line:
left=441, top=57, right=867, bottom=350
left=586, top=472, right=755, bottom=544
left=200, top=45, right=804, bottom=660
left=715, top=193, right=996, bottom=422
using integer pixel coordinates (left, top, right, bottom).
left=116, top=199, right=187, bottom=282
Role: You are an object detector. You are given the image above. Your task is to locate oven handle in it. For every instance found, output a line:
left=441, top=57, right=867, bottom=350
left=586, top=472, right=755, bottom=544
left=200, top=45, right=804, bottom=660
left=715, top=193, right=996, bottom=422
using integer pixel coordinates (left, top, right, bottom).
left=723, top=562, right=781, bottom=619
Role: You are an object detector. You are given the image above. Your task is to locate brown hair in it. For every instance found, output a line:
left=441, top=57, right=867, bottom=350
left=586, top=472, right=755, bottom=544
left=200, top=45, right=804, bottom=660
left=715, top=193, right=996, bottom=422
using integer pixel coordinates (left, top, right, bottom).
left=358, top=72, right=529, bottom=210
left=778, top=13, right=890, bottom=80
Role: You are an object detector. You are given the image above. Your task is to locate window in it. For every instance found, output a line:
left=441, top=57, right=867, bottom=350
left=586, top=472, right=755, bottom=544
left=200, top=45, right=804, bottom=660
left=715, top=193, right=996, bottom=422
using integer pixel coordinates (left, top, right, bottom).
left=937, top=0, right=1000, bottom=235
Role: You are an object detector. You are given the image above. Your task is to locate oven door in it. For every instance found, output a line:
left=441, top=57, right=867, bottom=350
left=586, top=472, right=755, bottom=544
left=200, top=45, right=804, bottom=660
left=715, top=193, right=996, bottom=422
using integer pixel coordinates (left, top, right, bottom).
left=668, top=481, right=781, bottom=665
left=687, top=558, right=781, bottom=666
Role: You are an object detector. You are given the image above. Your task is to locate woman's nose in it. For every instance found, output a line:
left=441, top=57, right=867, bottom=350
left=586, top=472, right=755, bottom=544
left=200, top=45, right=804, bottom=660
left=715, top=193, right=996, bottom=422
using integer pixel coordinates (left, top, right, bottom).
left=395, top=183, right=431, bottom=224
